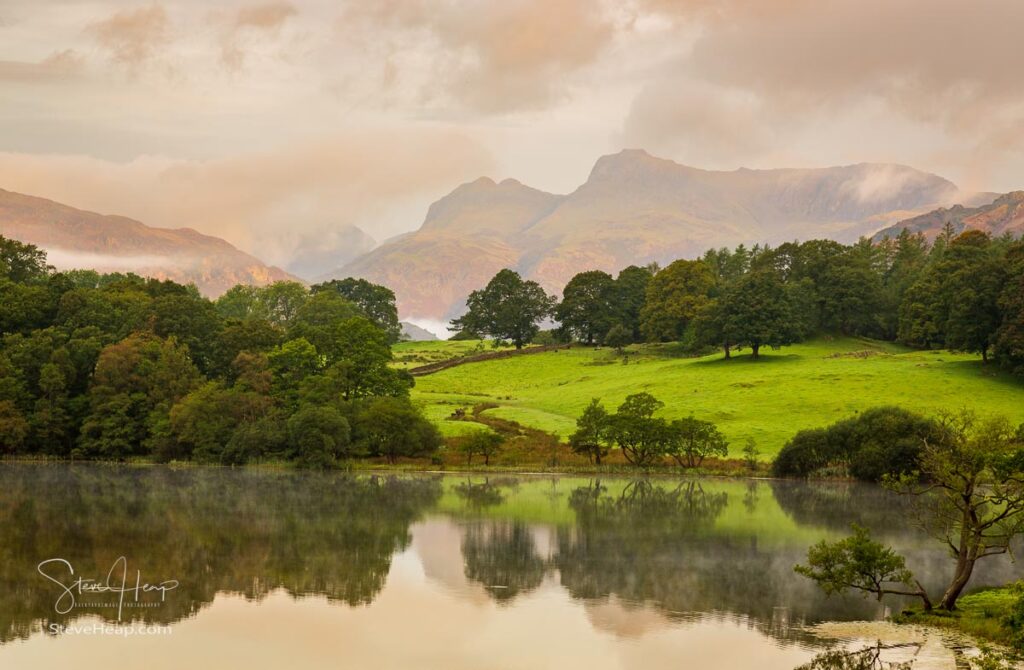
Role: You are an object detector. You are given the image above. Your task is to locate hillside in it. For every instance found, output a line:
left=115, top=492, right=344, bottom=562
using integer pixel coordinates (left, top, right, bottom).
left=0, top=188, right=296, bottom=296
left=873, top=191, right=1024, bottom=241
left=336, top=150, right=961, bottom=319
left=398, top=338, right=1024, bottom=457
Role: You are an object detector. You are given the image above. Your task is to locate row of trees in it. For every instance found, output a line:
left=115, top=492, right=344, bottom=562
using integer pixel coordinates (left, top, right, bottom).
left=451, top=228, right=1024, bottom=369
left=0, top=236, right=439, bottom=467
left=569, top=393, right=728, bottom=467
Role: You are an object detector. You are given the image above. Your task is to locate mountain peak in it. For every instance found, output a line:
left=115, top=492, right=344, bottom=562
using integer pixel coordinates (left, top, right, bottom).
left=585, top=148, right=696, bottom=185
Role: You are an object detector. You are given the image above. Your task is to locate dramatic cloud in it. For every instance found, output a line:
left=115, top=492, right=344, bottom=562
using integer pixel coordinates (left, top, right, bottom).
left=0, top=0, right=1023, bottom=270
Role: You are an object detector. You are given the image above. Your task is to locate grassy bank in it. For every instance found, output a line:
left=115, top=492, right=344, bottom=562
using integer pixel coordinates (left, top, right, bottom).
left=397, top=337, right=1024, bottom=459
left=894, top=584, right=1024, bottom=650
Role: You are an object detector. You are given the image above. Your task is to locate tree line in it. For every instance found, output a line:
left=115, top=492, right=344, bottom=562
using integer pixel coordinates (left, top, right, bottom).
left=451, top=227, right=1024, bottom=370
left=0, top=236, right=439, bottom=467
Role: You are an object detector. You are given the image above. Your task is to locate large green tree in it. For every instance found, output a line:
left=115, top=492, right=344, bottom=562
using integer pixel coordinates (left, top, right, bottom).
left=703, top=269, right=804, bottom=359
left=556, top=270, right=617, bottom=344
left=450, top=269, right=555, bottom=349
left=639, top=259, right=715, bottom=342
left=613, top=265, right=653, bottom=342
left=313, top=278, right=402, bottom=343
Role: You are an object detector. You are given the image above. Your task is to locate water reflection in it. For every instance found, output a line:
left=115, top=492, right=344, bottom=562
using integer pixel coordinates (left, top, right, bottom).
left=0, top=464, right=1018, bottom=668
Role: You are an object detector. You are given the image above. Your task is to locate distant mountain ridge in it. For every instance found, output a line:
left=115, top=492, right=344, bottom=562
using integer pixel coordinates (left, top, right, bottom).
left=873, top=191, right=1024, bottom=242
left=334, top=149, right=967, bottom=320
left=0, top=188, right=296, bottom=296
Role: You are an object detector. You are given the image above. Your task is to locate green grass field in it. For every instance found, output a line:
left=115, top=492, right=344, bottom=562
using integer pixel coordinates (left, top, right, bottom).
left=397, top=337, right=1024, bottom=457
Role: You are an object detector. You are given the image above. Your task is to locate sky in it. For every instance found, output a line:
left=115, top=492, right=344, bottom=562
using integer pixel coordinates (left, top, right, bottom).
left=1, top=0, right=1023, bottom=266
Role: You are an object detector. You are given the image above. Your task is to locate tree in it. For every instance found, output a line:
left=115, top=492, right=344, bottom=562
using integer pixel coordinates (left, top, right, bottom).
left=606, top=393, right=671, bottom=466
left=666, top=416, right=728, bottom=468
left=613, top=265, right=653, bottom=342
left=555, top=270, right=617, bottom=344
left=889, top=411, right=1024, bottom=610
left=691, top=299, right=734, bottom=358
left=603, top=324, right=631, bottom=354
left=710, top=269, right=803, bottom=359
left=288, top=291, right=362, bottom=361
left=76, top=334, right=200, bottom=460
left=450, top=269, right=555, bottom=349
left=30, top=362, right=72, bottom=455
left=268, top=337, right=321, bottom=398
left=945, top=251, right=1005, bottom=362
left=795, top=524, right=932, bottom=610
left=899, top=231, right=1005, bottom=360
left=145, top=292, right=223, bottom=373
left=0, top=400, right=29, bottom=453
left=214, top=285, right=263, bottom=320
left=995, top=243, right=1024, bottom=373
left=742, top=438, right=760, bottom=470
left=0, top=236, right=51, bottom=283
left=639, top=259, right=715, bottom=342
left=313, top=278, right=402, bottom=343
left=324, top=317, right=409, bottom=399
left=168, top=382, right=239, bottom=462
left=210, top=318, right=283, bottom=379
left=0, top=280, right=52, bottom=334
left=288, top=405, right=351, bottom=469
left=353, top=397, right=441, bottom=464
left=258, top=281, right=309, bottom=327
left=569, top=399, right=610, bottom=464
left=461, top=431, right=505, bottom=466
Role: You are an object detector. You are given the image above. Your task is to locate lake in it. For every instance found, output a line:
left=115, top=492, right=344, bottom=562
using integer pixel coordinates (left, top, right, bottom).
left=0, top=464, right=1018, bottom=669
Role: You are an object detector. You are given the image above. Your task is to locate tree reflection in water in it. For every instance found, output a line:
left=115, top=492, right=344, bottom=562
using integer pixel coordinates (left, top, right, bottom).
left=0, top=464, right=441, bottom=642
left=1, top=466, right=1021, bottom=655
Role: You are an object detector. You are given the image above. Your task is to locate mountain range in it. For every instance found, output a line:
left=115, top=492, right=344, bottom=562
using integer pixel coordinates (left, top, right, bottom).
left=0, top=188, right=295, bottom=296
left=873, top=191, right=1024, bottom=242
left=3, top=150, right=1017, bottom=320
left=333, top=149, right=976, bottom=320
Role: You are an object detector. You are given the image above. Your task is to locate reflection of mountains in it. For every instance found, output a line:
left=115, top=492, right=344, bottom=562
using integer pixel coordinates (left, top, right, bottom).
left=0, top=465, right=442, bottom=642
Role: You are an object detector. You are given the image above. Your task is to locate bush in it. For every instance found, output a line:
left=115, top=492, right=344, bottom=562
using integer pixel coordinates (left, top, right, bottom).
left=1003, top=581, right=1024, bottom=650
left=773, top=406, right=938, bottom=481
left=772, top=428, right=834, bottom=478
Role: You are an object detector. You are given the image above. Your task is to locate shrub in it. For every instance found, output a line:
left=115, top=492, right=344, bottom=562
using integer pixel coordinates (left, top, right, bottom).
left=773, top=406, right=938, bottom=481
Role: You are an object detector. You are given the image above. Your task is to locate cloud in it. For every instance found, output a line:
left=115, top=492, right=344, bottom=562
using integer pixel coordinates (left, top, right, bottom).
left=621, top=78, right=770, bottom=165
left=619, top=0, right=1024, bottom=187
left=0, top=128, right=492, bottom=266
left=86, top=5, right=171, bottom=70
left=341, top=0, right=616, bottom=114
left=220, top=1, right=297, bottom=71
left=43, top=248, right=180, bottom=272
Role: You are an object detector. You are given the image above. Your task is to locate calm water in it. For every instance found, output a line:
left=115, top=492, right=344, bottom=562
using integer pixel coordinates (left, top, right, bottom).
left=0, top=464, right=1019, bottom=669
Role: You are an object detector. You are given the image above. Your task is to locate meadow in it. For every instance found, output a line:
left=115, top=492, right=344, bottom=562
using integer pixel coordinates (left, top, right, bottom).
left=396, top=337, right=1024, bottom=459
